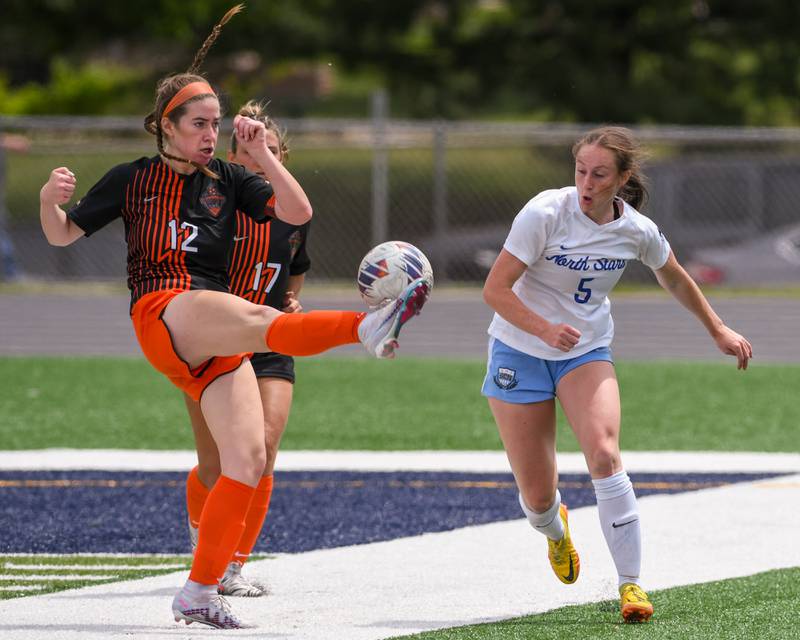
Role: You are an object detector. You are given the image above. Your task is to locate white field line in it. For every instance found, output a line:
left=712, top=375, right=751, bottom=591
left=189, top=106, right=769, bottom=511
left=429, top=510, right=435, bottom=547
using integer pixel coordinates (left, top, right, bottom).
left=0, top=574, right=119, bottom=581
left=3, top=564, right=187, bottom=571
left=0, top=553, right=191, bottom=558
left=0, top=585, right=45, bottom=592
left=0, top=474, right=796, bottom=640
left=1, top=449, right=798, bottom=473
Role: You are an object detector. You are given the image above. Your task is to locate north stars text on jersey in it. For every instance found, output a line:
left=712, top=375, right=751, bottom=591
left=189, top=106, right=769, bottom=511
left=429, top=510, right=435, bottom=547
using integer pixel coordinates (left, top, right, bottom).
left=545, top=253, right=627, bottom=273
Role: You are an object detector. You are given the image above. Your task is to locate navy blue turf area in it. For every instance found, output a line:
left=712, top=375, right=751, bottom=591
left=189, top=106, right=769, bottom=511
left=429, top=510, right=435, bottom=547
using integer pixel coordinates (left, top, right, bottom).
left=0, top=470, right=782, bottom=554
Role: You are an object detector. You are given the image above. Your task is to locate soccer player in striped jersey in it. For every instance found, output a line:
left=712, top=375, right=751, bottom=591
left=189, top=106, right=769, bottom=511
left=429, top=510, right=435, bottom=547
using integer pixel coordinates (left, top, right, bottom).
left=481, top=126, right=752, bottom=623
left=38, top=5, right=430, bottom=630
left=184, top=102, right=308, bottom=598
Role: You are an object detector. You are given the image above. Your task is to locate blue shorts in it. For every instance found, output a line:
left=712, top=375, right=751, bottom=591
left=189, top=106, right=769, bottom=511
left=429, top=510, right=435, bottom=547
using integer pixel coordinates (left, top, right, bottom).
left=481, top=338, right=613, bottom=404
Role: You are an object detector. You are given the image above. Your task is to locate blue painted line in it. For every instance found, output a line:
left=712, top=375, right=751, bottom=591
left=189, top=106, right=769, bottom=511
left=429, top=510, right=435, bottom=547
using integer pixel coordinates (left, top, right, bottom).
left=0, top=471, right=781, bottom=554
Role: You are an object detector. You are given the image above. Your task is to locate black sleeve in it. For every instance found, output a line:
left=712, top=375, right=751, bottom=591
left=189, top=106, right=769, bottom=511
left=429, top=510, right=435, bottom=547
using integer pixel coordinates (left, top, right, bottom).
left=231, top=163, right=275, bottom=223
left=66, top=163, right=131, bottom=237
left=289, top=222, right=311, bottom=276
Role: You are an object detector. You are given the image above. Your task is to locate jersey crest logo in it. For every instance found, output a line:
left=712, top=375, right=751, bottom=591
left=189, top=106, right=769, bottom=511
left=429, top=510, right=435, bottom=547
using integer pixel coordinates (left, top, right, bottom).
left=200, top=183, right=225, bottom=217
left=494, top=367, right=518, bottom=390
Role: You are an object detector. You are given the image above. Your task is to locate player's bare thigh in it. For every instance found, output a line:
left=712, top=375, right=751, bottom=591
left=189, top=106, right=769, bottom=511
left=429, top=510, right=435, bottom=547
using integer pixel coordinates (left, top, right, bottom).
left=162, top=290, right=282, bottom=367
left=200, top=361, right=267, bottom=486
left=186, top=374, right=293, bottom=482
left=556, top=360, right=622, bottom=479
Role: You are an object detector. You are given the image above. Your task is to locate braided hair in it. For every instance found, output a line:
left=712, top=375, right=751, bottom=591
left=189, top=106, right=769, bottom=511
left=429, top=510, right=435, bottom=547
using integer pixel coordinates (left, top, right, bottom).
left=143, top=4, right=244, bottom=178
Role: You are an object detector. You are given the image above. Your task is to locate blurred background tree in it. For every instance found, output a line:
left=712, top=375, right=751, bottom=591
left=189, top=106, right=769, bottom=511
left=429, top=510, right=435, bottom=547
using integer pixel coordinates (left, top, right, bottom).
left=0, top=0, right=798, bottom=124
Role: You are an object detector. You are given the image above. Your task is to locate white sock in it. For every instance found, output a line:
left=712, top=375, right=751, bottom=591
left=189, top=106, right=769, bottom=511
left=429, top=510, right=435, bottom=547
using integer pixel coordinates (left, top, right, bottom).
left=181, top=579, right=217, bottom=603
left=592, top=470, right=641, bottom=587
left=518, top=489, right=564, bottom=541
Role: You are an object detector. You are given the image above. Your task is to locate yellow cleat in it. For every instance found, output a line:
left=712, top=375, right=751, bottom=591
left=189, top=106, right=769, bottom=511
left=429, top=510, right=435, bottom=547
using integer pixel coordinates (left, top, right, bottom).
left=619, top=582, right=654, bottom=623
left=547, top=504, right=580, bottom=584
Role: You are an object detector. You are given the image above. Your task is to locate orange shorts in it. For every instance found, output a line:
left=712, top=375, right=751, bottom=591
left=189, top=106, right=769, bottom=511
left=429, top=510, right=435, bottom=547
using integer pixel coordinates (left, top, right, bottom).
left=130, top=289, right=251, bottom=402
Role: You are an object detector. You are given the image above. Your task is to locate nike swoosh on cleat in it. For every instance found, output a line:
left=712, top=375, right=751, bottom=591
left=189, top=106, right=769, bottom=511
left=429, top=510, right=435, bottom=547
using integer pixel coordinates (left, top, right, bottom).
left=612, top=518, right=639, bottom=528
left=233, top=236, right=248, bottom=242
left=144, top=195, right=159, bottom=202
left=561, top=556, right=575, bottom=582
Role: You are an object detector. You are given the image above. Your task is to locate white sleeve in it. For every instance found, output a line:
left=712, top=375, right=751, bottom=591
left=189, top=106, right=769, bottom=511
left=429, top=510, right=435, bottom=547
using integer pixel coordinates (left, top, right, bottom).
left=638, top=220, right=671, bottom=270
left=503, top=200, right=550, bottom=266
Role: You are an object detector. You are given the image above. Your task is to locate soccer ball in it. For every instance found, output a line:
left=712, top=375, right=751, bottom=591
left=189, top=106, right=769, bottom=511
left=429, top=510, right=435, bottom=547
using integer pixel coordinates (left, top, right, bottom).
left=357, top=241, right=434, bottom=308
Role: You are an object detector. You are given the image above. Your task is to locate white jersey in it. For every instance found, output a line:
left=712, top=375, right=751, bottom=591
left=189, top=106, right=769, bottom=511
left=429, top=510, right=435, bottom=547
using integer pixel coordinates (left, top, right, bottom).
left=488, top=186, right=671, bottom=360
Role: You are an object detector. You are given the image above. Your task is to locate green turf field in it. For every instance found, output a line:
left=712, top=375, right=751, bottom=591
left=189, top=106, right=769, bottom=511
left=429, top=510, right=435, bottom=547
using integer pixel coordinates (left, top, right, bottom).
left=1, top=356, right=796, bottom=452
left=0, top=554, right=192, bottom=600
left=1, top=556, right=796, bottom=639
left=0, top=553, right=269, bottom=600
left=393, top=568, right=800, bottom=640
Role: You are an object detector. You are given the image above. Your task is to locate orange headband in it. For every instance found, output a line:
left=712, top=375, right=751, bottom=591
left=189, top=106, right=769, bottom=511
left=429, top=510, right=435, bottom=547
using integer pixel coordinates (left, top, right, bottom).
left=162, top=81, right=216, bottom=118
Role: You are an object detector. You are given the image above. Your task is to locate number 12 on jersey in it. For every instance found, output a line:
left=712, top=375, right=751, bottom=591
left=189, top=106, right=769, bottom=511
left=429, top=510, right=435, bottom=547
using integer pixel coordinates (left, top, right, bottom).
left=168, top=219, right=199, bottom=253
left=252, top=261, right=281, bottom=293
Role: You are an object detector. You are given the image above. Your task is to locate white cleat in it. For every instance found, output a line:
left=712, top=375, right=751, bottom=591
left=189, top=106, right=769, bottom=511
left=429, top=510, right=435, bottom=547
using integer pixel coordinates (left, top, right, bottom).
left=357, top=277, right=431, bottom=359
left=172, top=590, right=255, bottom=629
left=218, top=561, right=268, bottom=598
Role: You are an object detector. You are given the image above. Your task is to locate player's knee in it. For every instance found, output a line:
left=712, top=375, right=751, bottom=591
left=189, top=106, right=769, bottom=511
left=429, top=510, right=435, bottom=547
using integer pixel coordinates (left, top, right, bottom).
left=585, top=443, right=620, bottom=477
left=251, top=443, right=269, bottom=474
left=522, top=489, right=556, bottom=513
left=243, top=446, right=267, bottom=481
left=263, top=437, right=283, bottom=472
left=196, top=460, right=222, bottom=487
left=262, top=419, right=287, bottom=467
left=253, top=304, right=282, bottom=330
left=222, top=443, right=267, bottom=484
left=236, top=302, right=279, bottom=335
left=264, top=442, right=276, bottom=471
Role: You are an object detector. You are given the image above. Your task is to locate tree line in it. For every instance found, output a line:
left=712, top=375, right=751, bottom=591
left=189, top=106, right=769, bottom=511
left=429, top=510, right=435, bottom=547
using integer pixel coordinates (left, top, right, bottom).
left=1, top=0, right=798, bottom=124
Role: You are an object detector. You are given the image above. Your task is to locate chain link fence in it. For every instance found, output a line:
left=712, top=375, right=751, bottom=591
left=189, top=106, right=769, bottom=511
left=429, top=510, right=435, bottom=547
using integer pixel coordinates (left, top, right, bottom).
left=2, top=115, right=800, bottom=287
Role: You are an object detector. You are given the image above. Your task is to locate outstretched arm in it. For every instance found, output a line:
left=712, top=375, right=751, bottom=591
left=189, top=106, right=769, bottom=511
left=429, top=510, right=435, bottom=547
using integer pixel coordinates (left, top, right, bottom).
left=233, top=115, right=312, bottom=225
left=40, top=167, right=85, bottom=246
left=655, top=251, right=752, bottom=369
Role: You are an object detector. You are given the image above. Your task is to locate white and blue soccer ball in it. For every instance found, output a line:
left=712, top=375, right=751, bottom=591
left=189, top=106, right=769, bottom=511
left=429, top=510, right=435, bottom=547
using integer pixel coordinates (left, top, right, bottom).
left=357, top=240, right=434, bottom=308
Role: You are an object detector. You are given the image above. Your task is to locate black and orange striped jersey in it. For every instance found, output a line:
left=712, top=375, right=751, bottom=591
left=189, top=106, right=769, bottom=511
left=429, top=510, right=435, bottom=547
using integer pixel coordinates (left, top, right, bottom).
left=228, top=212, right=310, bottom=308
left=66, top=156, right=275, bottom=306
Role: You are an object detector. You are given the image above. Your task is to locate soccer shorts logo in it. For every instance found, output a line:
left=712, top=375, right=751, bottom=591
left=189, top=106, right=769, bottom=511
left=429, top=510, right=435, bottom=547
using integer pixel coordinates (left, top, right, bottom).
left=493, top=366, right=518, bottom=390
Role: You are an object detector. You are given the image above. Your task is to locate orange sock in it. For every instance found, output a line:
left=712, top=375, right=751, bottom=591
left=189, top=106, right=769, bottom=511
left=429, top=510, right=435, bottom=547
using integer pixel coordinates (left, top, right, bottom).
left=265, top=311, right=364, bottom=356
left=186, top=466, right=210, bottom=530
left=189, top=475, right=255, bottom=585
left=231, top=475, right=274, bottom=565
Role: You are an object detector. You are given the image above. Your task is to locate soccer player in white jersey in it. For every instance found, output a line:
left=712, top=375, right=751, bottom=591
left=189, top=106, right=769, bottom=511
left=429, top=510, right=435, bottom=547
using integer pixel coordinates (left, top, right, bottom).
left=481, top=126, right=752, bottom=623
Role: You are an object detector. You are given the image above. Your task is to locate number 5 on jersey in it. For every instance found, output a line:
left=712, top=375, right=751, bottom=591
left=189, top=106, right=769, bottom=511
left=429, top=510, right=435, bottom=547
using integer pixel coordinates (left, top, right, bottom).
left=575, top=277, right=594, bottom=304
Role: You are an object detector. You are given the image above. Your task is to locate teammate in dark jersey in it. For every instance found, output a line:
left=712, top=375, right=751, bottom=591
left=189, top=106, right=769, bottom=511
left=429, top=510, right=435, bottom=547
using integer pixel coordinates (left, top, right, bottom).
left=37, top=5, right=431, bottom=630
left=184, top=102, right=310, bottom=598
